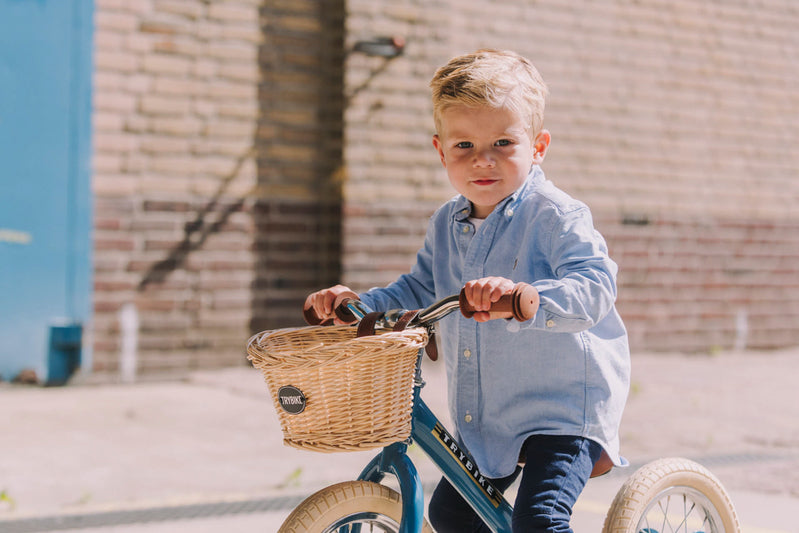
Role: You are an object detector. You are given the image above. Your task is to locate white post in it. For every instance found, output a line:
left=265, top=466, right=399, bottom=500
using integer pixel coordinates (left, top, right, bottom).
left=119, top=303, right=139, bottom=383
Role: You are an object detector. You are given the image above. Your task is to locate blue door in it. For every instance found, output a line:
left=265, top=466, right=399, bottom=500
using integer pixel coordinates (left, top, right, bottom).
left=0, top=0, right=93, bottom=383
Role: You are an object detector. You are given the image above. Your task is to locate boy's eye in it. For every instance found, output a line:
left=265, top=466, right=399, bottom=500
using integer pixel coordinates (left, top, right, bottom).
left=495, top=139, right=512, bottom=147
left=455, top=141, right=473, bottom=149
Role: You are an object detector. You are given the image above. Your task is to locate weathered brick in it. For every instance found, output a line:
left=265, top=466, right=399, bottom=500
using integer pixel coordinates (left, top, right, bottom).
left=91, top=0, right=799, bottom=375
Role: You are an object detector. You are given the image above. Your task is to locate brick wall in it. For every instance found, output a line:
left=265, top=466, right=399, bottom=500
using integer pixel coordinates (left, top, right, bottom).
left=601, top=214, right=799, bottom=351
left=92, top=0, right=344, bottom=373
left=92, top=0, right=799, bottom=375
left=93, top=0, right=262, bottom=372
left=341, top=0, right=799, bottom=352
left=252, top=0, right=345, bottom=332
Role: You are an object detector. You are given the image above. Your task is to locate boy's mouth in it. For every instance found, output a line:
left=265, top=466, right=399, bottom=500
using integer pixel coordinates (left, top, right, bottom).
left=472, top=178, right=498, bottom=186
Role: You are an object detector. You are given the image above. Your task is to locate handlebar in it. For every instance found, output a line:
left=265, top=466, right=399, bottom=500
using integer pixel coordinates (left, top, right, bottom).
left=458, top=282, right=539, bottom=322
left=302, top=290, right=363, bottom=326
left=303, top=282, right=539, bottom=328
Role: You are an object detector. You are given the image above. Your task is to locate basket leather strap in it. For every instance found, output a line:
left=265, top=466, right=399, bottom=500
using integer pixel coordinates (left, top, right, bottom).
left=424, top=332, right=439, bottom=361
left=356, top=311, right=383, bottom=337
left=392, top=310, right=419, bottom=332
left=391, top=309, right=438, bottom=362
left=356, top=309, right=438, bottom=361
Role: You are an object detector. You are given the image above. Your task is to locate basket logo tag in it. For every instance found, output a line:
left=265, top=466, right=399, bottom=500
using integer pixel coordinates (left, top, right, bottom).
left=278, top=386, right=306, bottom=414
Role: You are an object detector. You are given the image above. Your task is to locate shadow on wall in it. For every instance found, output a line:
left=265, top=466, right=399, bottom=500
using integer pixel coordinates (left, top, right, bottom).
left=250, top=1, right=347, bottom=333
left=137, top=148, right=254, bottom=292
left=136, top=3, right=411, bottom=337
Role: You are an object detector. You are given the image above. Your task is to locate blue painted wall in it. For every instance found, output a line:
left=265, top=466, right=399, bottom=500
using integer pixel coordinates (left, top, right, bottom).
left=0, top=0, right=94, bottom=383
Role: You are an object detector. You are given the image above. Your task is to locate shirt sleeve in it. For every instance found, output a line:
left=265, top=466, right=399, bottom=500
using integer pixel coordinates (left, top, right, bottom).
left=358, top=215, right=438, bottom=312
left=530, top=206, right=619, bottom=333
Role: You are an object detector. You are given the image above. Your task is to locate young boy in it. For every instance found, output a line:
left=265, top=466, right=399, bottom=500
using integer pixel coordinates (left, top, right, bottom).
left=305, top=49, right=630, bottom=532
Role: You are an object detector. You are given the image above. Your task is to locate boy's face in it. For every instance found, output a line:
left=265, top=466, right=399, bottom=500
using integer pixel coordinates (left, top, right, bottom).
left=433, top=105, right=549, bottom=219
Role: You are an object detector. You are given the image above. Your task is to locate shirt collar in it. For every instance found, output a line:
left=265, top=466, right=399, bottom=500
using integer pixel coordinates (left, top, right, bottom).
left=452, top=165, right=544, bottom=222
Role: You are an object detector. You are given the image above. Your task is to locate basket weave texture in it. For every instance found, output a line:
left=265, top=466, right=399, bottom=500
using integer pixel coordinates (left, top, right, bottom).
left=247, top=325, right=428, bottom=452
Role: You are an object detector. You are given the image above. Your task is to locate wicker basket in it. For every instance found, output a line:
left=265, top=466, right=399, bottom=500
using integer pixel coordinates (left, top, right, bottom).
left=247, top=325, right=428, bottom=452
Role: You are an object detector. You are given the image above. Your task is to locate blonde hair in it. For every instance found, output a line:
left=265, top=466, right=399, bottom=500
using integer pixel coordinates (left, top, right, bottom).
left=430, top=49, right=548, bottom=135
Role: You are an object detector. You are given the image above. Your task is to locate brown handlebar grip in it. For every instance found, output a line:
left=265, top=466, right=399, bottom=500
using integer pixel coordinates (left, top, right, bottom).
left=509, top=283, right=539, bottom=321
left=333, top=291, right=360, bottom=323
left=459, top=282, right=539, bottom=321
left=302, top=290, right=360, bottom=325
left=303, top=304, right=328, bottom=325
left=303, top=304, right=331, bottom=325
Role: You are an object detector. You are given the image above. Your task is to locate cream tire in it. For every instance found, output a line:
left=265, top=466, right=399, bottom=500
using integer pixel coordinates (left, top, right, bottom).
left=602, top=457, right=740, bottom=533
left=278, top=480, right=433, bottom=533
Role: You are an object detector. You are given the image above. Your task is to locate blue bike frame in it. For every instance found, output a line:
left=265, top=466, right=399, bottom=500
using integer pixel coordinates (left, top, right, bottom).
left=357, top=350, right=514, bottom=533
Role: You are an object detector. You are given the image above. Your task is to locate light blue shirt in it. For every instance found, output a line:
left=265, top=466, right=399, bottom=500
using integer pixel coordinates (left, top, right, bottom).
left=359, top=166, right=630, bottom=478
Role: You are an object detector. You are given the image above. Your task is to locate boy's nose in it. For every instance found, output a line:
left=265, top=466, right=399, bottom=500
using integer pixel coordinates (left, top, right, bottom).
left=473, top=151, right=496, bottom=167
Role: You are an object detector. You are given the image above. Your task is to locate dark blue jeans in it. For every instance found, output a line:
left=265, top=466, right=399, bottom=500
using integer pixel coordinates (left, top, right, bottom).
left=428, top=435, right=602, bottom=533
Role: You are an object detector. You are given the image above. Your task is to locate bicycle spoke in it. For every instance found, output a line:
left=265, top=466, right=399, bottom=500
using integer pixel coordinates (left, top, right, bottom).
left=638, top=489, right=724, bottom=533
left=674, top=495, right=697, bottom=532
left=657, top=495, right=669, bottom=532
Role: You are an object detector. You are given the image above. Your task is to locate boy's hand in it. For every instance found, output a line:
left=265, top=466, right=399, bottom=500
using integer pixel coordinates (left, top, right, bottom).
left=304, top=285, right=357, bottom=324
left=462, top=277, right=516, bottom=322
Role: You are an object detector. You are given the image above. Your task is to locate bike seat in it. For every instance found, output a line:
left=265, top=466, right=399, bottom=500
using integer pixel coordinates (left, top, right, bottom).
left=589, top=450, right=614, bottom=478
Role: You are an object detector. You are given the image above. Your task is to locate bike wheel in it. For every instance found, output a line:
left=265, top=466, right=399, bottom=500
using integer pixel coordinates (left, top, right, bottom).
left=602, top=457, right=740, bottom=533
left=278, top=480, right=433, bottom=533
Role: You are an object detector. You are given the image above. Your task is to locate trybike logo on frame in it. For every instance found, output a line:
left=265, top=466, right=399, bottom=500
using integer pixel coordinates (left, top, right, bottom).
left=432, top=422, right=503, bottom=508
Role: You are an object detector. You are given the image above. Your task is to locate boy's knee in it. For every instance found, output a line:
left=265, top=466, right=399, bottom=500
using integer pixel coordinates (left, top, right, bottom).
left=513, top=493, right=574, bottom=532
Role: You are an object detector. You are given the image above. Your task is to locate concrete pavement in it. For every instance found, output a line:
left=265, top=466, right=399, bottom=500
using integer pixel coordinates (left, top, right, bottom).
left=1, top=348, right=798, bottom=532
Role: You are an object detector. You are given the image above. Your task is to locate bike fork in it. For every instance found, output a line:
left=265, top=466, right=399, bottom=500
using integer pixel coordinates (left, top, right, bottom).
left=358, top=441, right=426, bottom=533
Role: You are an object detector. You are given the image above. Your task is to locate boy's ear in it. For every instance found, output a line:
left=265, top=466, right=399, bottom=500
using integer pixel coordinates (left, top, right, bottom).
left=532, top=129, right=551, bottom=164
left=432, top=135, right=447, bottom=167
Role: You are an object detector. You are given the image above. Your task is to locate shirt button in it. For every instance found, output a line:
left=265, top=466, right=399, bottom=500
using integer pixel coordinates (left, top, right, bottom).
left=462, top=226, right=470, bottom=233
left=506, top=208, right=514, bottom=217
left=464, top=414, right=473, bottom=423
left=546, top=319, right=555, bottom=328
left=463, top=349, right=471, bottom=358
